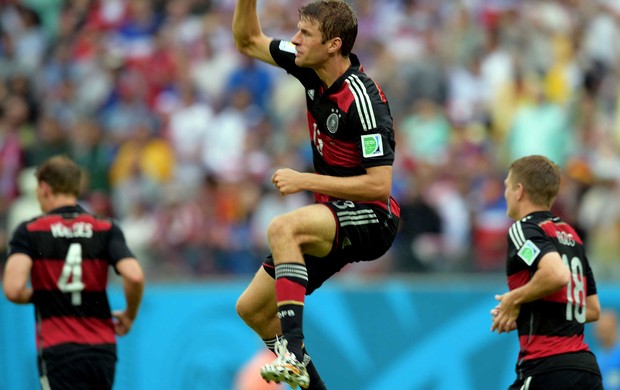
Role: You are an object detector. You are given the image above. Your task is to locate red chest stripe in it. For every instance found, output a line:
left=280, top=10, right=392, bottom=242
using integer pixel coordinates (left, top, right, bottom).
left=28, top=215, right=111, bottom=231
left=508, top=269, right=530, bottom=290
left=31, top=260, right=109, bottom=291
left=329, top=87, right=355, bottom=111
left=38, top=316, right=115, bottom=349
left=518, top=334, right=589, bottom=360
left=539, top=221, right=583, bottom=245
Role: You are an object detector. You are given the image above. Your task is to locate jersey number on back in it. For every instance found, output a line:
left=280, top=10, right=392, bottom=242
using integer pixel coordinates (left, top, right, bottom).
left=57, top=243, right=85, bottom=305
left=563, top=254, right=586, bottom=323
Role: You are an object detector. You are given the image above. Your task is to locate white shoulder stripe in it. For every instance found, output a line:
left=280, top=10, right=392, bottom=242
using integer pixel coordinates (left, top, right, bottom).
left=508, top=221, right=526, bottom=248
left=351, top=74, right=377, bottom=129
left=345, top=74, right=377, bottom=131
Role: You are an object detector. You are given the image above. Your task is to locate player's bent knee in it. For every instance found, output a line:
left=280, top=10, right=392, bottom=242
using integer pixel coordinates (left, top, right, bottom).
left=237, top=305, right=268, bottom=332
left=235, top=296, right=251, bottom=322
left=236, top=296, right=263, bottom=327
left=267, top=215, right=289, bottom=235
left=266, top=215, right=293, bottom=242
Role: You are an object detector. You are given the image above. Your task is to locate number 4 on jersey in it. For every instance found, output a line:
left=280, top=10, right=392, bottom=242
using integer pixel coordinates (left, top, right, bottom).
left=57, top=243, right=85, bottom=305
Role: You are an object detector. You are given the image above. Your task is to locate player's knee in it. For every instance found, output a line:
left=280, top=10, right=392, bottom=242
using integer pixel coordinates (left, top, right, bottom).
left=236, top=295, right=250, bottom=323
left=266, top=215, right=292, bottom=243
left=236, top=295, right=259, bottom=327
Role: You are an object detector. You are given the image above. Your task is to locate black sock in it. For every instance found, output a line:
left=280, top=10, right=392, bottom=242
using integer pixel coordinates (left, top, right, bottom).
left=275, top=263, right=308, bottom=360
left=302, top=345, right=327, bottom=390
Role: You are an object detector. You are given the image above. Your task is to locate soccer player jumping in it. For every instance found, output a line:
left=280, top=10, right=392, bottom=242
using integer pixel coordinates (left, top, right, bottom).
left=232, top=1, right=400, bottom=388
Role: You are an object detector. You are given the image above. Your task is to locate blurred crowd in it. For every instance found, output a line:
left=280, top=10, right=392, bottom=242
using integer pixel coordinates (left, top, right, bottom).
left=1, top=0, right=620, bottom=280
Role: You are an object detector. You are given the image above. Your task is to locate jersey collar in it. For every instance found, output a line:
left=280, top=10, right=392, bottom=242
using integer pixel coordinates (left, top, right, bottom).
left=48, top=204, right=86, bottom=215
left=521, top=210, right=553, bottom=221
left=322, top=53, right=361, bottom=95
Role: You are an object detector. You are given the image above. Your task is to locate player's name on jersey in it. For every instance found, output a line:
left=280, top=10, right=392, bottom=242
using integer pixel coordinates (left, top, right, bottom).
left=51, top=222, right=94, bottom=238
left=557, top=231, right=576, bottom=247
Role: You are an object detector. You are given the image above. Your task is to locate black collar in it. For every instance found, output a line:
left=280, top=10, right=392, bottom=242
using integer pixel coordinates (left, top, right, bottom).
left=322, top=53, right=361, bottom=95
left=47, top=204, right=86, bottom=215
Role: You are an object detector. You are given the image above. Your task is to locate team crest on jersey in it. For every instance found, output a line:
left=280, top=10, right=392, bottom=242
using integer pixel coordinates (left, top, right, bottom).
left=308, top=89, right=315, bottom=100
left=326, top=109, right=341, bottom=133
left=517, top=240, right=540, bottom=266
left=361, top=134, right=384, bottom=158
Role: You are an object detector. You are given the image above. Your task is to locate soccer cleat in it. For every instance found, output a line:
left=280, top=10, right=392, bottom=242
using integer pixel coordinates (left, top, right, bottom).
left=260, top=337, right=310, bottom=389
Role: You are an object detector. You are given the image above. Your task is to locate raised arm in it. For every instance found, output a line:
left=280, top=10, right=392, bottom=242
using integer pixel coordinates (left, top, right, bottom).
left=232, top=0, right=277, bottom=65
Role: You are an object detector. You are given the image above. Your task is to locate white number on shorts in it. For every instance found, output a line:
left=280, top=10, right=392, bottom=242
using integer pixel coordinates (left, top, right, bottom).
left=57, top=243, right=85, bottom=305
left=333, top=200, right=355, bottom=209
left=562, top=254, right=586, bottom=323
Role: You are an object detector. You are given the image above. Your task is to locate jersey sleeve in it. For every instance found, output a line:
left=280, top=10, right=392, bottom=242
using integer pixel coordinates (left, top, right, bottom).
left=107, top=223, right=136, bottom=268
left=7, top=222, right=34, bottom=258
left=584, top=255, right=598, bottom=296
left=349, top=78, right=396, bottom=168
left=507, top=220, right=557, bottom=270
left=269, top=39, right=319, bottom=88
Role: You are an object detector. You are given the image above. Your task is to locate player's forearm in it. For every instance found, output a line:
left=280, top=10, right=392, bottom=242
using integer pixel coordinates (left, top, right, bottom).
left=116, top=258, right=145, bottom=319
left=585, top=295, right=601, bottom=323
left=3, top=254, right=34, bottom=304
left=123, top=278, right=144, bottom=320
left=510, top=266, right=568, bottom=306
left=4, top=286, right=32, bottom=304
left=233, top=0, right=262, bottom=50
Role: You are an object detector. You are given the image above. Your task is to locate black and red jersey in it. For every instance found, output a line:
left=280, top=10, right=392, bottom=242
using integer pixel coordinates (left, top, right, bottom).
left=8, top=205, right=135, bottom=357
left=269, top=40, right=400, bottom=218
left=505, top=211, right=599, bottom=377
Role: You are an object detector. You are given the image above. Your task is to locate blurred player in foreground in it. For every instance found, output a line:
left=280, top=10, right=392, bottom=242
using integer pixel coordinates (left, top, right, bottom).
left=3, top=155, right=144, bottom=390
left=232, top=0, right=400, bottom=388
left=491, top=154, right=602, bottom=389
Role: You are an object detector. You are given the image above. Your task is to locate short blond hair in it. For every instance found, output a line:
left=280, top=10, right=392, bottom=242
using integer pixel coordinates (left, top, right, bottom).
left=299, top=0, right=358, bottom=56
left=509, top=155, right=561, bottom=208
left=35, top=155, right=82, bottom=197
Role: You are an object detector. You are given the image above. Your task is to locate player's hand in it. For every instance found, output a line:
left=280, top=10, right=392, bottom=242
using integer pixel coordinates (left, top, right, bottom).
left=112, top=310, right=135, bottom=336
left=490, top=293, right=519, bottom=334
left=272, top=168, right=304, bottom=195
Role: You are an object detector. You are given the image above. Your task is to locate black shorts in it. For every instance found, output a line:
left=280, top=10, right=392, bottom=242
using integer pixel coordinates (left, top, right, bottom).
left=508, top=369, right=603, bottom=390
left=39, top=345, right=116, bottom=390
left=263, top=200, right=399, bottom=294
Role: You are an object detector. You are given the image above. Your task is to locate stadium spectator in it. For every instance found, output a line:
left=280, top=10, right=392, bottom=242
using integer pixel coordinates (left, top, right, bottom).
left=108, top=119, right=175, bottom=216
left=594, top=309, right=620, bottom=390
left=491, top=155, right=602, bottom=389
left=225, top=55, right=274, bottom=113
left=576, top=142, right=620, bottom=281
left=164, top=81, right=213, bottom=190
left=68, top=118, right=114, bottom=196
left=2, top=155, right=144, bottom=390
left=504, top=85, right=573, bottom=167
left=232, top=0, right=400, bottom=388
left=5, top=167, right=38, bottom=242
left=25, top=114, right=71, bottom=167
left=11, top=4, right=48, bottom=76
left=200, top=87, right=254, bottom=181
